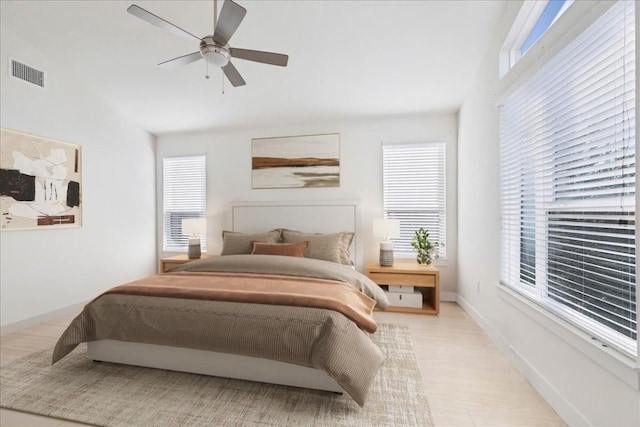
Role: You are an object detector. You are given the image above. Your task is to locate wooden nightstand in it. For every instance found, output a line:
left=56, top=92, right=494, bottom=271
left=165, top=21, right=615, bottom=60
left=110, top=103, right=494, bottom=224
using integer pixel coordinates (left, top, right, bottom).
left=160, top=254, right=214, bottom=273
left=366, top=262, right=440, bottom=315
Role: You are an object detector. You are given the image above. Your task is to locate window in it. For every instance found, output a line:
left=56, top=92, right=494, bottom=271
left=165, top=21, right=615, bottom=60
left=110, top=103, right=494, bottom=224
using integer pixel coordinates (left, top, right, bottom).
left=520, top=0, right=573, bottom=56
left=162, top=156, right=207, bottom=252
left=500, top=0, right=573, bottom=76
left=382, top=142, right=446, bottom=259
left=499, top=1, right=636, bottom=356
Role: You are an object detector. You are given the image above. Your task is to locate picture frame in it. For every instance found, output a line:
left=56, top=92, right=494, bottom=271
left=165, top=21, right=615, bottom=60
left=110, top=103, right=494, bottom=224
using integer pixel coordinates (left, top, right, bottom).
left=0, top=128, right=82, bottom=231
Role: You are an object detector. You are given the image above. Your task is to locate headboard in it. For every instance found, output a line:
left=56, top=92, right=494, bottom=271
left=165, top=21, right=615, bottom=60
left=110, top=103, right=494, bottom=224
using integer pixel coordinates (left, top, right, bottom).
left=230, top=200, right=361, bottom=270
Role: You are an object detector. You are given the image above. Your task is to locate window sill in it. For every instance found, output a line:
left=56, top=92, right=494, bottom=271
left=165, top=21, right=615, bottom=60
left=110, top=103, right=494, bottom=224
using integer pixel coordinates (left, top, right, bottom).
left=497, top=283, right=639, bottom=391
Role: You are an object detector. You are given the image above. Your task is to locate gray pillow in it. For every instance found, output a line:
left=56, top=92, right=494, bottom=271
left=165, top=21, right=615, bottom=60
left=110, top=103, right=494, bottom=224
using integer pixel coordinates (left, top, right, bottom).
left=281, top=229, right=354, bottom=265
left=221, top=230, right=281, bottom=255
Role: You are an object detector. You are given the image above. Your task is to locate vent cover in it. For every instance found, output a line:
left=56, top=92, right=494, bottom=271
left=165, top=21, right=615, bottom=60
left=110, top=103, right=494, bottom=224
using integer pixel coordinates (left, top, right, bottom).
left=10, top=58, right=45, bottom=88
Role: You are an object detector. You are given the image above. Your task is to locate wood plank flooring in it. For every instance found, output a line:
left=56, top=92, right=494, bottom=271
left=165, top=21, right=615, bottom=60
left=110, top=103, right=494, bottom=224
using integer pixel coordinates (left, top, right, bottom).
left=0, top=302, right=566, bottom=426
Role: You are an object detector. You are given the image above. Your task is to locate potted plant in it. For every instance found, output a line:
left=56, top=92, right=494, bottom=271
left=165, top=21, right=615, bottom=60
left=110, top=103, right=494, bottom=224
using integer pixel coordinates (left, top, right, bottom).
left=411, top=227, right=441, bottom=265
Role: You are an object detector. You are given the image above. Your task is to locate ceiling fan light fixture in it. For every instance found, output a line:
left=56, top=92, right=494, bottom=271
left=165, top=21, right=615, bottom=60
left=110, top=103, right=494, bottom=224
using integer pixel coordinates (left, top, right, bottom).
left=200, top=37, right=230, bottom=67
left=203, top=50, right=229, bottom=67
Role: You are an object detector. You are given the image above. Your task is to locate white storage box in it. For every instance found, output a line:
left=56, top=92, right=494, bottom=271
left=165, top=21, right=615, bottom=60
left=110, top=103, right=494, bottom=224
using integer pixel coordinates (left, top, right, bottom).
left=384, top=290, right=423, bottom=309
left=388, top=285, right=414, bottom=293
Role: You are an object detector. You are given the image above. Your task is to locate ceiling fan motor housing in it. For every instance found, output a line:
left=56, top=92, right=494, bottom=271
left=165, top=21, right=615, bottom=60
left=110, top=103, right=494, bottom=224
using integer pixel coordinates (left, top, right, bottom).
left=200, top=36, right=230, bottom=67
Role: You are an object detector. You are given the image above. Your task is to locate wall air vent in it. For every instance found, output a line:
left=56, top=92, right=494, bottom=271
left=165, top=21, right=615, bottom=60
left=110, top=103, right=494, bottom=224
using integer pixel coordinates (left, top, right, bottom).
left=10, top=58, right=45, bottom=88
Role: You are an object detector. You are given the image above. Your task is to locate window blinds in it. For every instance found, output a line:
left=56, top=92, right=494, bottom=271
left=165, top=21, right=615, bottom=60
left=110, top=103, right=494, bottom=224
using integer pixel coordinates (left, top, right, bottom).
left=382, top=142, right=446, bottom=258
left=162, top=156, right=207, bottom=252
left=499, top=1, right=636, bottom=355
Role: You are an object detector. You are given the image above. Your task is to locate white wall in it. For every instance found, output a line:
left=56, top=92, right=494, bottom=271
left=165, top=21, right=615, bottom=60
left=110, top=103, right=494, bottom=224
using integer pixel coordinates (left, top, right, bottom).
left=156, top=114, right=458, bottom=299
left=457, top=2, right=640, bottom=426
left=0, top=25, right=157, bottom=329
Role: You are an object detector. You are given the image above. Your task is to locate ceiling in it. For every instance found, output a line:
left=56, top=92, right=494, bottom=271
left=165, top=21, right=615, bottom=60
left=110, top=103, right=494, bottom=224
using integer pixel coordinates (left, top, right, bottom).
left=1, top=1, right=505, bottom=135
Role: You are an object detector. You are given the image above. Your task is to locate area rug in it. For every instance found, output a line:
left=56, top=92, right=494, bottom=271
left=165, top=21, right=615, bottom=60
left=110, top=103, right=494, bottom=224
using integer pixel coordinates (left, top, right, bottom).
left=0, top=323, right=432, bottom=427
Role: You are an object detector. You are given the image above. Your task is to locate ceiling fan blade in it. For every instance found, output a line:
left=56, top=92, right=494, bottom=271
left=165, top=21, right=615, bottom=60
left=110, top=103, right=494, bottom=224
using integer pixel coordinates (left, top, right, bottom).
left=230, top=48, right=288, bottom=67
left=158, top=52, right=203, bottom=69
left=127, top=4, right=201, bottom=43
left=213, top=0, right=247, bottom=46
left=222, top=61, right=246, bottom=87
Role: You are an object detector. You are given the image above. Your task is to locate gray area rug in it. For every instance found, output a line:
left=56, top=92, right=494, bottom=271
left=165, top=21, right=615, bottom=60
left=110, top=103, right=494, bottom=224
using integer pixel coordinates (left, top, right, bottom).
left=1, top=323, right=432, bottom=426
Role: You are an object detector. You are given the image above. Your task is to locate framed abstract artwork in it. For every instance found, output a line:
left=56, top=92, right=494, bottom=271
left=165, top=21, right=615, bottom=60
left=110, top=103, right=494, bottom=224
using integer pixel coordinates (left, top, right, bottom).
left=251, top=133, right=340, bottom=189
left=0, top=128, right=82, bottom=231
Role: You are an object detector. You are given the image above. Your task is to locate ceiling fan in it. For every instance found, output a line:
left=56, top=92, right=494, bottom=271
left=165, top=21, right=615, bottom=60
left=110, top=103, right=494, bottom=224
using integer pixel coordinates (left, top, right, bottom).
left=127, top=0, right=288, bottom=87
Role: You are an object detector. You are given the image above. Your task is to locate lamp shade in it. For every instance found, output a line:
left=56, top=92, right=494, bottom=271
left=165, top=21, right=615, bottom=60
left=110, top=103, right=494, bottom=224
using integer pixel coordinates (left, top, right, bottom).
left=373, top=218, right=400, bottom=239
left=182, top=218, right=206, bottom=235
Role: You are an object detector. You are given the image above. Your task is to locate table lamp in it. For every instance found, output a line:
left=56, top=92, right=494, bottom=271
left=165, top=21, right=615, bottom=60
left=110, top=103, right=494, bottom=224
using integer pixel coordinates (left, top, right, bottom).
left=182, top=218, right=206, bottom=259
left=373, top=218, right=400, bottom=266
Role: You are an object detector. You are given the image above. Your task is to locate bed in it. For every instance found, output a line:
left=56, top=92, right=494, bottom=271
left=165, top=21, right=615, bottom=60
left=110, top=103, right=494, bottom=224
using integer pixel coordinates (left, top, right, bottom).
left=51, top=201, right=389, bottom=406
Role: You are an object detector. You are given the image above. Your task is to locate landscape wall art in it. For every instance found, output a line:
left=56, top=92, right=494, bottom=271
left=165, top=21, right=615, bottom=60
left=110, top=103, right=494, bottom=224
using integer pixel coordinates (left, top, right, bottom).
left=251, top=133, right=340, bottom=189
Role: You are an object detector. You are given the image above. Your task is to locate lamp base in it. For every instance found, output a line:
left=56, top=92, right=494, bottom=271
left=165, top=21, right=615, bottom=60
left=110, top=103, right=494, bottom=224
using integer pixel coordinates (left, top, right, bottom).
left=188, top=237, right=201, bottom=259
left=379, top=240, right=394, bottom=266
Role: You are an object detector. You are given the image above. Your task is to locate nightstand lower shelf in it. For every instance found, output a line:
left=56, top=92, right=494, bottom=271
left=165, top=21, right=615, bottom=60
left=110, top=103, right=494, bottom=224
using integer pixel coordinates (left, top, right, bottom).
left=379, top=285, right=438, bottom=314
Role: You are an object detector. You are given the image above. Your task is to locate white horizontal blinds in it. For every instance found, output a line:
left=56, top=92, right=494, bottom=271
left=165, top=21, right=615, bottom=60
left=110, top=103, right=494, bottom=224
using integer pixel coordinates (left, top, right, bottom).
left=500, top=1, right=636, bottom=355
left=382, top=142, right=446, bottom=258
left=162, top=156, right=207, bottom=252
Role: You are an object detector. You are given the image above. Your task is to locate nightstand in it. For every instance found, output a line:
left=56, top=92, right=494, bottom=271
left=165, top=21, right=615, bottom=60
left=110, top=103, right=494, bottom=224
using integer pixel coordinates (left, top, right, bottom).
left=366, top=262, right=440, bottom=315
left=160, top=254, right=213, bottom=273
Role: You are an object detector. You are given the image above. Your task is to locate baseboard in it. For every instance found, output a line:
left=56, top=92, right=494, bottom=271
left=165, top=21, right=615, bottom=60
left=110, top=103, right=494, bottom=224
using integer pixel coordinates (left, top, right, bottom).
left=456, top=294, right=510, bottom=354
left=508, top=344, right=592, bottom=427
left=440, top=291, right=457, bottom=302
left=0, top=302, right=83, bottom=336
left=456, top=294, right=589, bottom=427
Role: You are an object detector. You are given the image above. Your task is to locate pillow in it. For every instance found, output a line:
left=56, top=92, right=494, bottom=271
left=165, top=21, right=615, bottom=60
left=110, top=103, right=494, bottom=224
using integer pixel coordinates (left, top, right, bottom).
left=221, top=230, right=281, bottom=255
left=281, top=229, right=354, bottom=265
left=251, top=241, right=308, bottom=257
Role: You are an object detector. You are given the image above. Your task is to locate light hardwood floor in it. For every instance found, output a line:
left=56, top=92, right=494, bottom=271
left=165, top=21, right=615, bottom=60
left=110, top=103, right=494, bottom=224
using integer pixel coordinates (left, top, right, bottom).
left=0, top=302, right=567, bottom=426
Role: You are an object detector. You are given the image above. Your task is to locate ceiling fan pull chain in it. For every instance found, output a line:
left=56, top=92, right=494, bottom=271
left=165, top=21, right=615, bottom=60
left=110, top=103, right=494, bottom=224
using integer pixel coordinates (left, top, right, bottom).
left=222, top=70, right=225, bottom=95
left=205, top=60, right=210, bottom=79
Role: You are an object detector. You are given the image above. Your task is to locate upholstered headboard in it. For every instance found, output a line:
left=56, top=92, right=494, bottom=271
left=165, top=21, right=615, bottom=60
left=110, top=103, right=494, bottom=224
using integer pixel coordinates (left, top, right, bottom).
left=230, top=200, right=361, bottom=270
